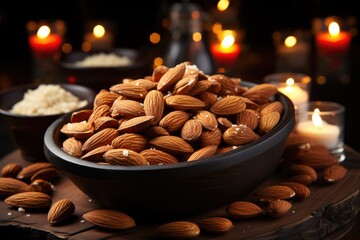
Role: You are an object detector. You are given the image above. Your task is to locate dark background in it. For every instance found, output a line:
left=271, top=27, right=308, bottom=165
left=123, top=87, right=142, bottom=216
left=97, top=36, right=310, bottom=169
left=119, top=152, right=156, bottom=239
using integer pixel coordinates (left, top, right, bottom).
left=1, top=0, right=360, bottom=157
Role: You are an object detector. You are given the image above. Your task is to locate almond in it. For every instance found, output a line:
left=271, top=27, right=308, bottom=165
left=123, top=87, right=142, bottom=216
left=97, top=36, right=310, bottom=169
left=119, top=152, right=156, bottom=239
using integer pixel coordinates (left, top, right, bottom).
left=223, top=125, right=260, bottom=145
left=187, top=79, right=213, bottom=96
left=60, top=121, right=94, bottom=140
left=278, top=181, right=311, bottom=199
left=111, top=133, right=148, bottom=153
left=226, top=201, right=264, bottom=219
left=258, top=111, right=281, bottom=133
left=109, top=83, right=148, bottom=100
left=30, top=167, right=59, bottom=182
left=155, top=221, right=200, bottom=239
left=293, top=151, right=338, bottom=170
left=82, top=128, right=119, bottom=152
left=267, top=199, right=292, bottom=218
left=140, top=149, right=178, bottom=165
left=87, top=104, right=111, bottom=125
left=111, top=99, right=145, bottom=118
left=236, top=109, right=260, bottom=130
left=242, top=83, right=278, bottom=103
left=285, top=164, right=317, bottom=182
left=210, top=96, right=246, bottom=115
left=30, top=179, right=53, bottom=194
left=165, top=95, right=206, bottom=111
left=187, top=145, right=218, bottom=161
left=144, top=126, right=170, bottom=139
left=260, top=101, right=283, bottom=115
left=62, top=137, right=83, bottom=158
left=1, top=163, right=22, bottom=178
left=159, top=110, right=189, bottom=133
left=93, top=90, right=119, bottom=108
left=208, top=74, right=237, bottom=96
left=118, top=115, right=155, bottom=133
left=17, top=162, right=54, bottom=180
left=70, top=109, right=93, bottom=123
left=217, top=117, right=234, bottom=131
left=323, top=164, right=348, bottom=182
left=83, top=209, right=136, bottom=230
left=5, top=191, right=52, bottom=209
left=287, top=174, right=314, bottom=186
left=181, top=119, right=203, bottom=142
left=48, top=199, right=75, bottom=224
left=252, top=185, right=296, bottom=202
left=172, top=73, right=198, bottom=95
left=93, top=116, right=119, bottom=131
left=81, top=145, right=113, bottom=162
left=0, top=177, right=30, bottom=197
left=157, top=62, right=186, bottom=91
left=197, top=91, right=218, bottom=108
left=149, top=135, right=194, bottom=154
left=128, top=78, right=157, bottom=91
left=152, top=65, right=169, bottom=82
left=198, top=217, right=233, bottom=234
left=103, top=148, right=149, bottom=166
left=199, top=128, right=223, bottom=147
left=144, top=89, right=165, bottom=125
left=195, top=110, right=218, bottom=130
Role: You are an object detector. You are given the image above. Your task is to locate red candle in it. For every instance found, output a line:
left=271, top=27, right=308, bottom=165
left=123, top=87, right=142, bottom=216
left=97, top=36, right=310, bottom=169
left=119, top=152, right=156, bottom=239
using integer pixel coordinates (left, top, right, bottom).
left=28, top=25, right=62, bottom=58
left=210, top=33, right=241, bottom=67
left=315, top=21, right=351, bottom=55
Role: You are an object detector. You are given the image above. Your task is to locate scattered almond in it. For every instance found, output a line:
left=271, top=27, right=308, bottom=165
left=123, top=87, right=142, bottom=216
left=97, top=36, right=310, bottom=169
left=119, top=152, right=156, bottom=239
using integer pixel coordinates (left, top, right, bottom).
left=198, top=217, right=233, bottom=234
left=155, top=221, right=200, bottom=239
left=323, top=164, right=348, bottom=183
left=5, top=191, right=52, bottom=209
left=48, top=199, right=75, bottom=224
left=83, top=209, right=136, bottom=230
left=226, top=201, right=264, bottom=219
left=267, top=200, right=292, bottom=218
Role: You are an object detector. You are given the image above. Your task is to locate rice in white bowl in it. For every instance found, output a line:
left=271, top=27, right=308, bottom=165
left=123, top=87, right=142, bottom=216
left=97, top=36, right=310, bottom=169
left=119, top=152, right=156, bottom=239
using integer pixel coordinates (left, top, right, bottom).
left=10, top=84, right=88, bottom=115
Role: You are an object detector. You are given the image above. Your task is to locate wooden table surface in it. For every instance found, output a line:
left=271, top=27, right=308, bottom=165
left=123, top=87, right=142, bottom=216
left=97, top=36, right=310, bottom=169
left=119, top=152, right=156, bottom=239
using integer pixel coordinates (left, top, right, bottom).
left=0, top=147, right=359, bottom=240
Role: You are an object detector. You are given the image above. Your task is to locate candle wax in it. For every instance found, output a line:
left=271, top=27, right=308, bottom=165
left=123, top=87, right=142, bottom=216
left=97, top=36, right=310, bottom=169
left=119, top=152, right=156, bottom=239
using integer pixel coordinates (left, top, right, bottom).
left=276, top=42, right=310, bottom=71
left=28, top=34, right=62, bottom=58
left=84, top=32, right=114, bottom=51
left=296, top=120, right=340, bottom=149
left=277, top=84, right=309, bottom=106
left=315, top=31, right=351, bottom=54
left=210, top=43, right=240, bottom=67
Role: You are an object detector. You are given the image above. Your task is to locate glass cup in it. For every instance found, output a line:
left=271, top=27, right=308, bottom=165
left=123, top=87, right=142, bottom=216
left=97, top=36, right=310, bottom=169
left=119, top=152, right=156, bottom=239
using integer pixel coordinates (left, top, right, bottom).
left=295, top=101, right=345, bottom=161
left=263, top=72, right=311, bottom=121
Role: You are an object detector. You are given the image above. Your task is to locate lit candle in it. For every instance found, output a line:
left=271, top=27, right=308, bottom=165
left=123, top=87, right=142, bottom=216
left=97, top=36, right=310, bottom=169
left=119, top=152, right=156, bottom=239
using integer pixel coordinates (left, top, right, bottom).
left=28, top=25, right=62, bottom=58
left=210, top=30, right=241, bottom=67
left=315, top=21, right=351, bottom=54
left=277, top=78, right=309, bottom=106
left=84, top=24, right=114, bottom=51
left=275, top=35, right=310, bottom=72
left=296, top=108, right=340, bottom=149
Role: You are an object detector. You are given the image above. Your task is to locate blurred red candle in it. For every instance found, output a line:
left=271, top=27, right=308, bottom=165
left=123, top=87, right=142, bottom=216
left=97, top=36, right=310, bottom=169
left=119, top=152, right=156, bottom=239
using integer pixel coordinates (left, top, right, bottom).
left=210, top=31, right=241, bottom=67
left=28, top=25, right=62, bottom=58
left=315, top=21, right=351, bottom=54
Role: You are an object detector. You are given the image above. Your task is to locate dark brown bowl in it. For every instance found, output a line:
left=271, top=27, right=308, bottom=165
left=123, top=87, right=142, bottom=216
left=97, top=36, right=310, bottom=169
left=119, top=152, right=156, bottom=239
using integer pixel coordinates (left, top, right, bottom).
left=0, top=83, right=96, bottom=162
left=44, top=82, right=295, bottom=221
left=59, top=48, right=152, bottom=92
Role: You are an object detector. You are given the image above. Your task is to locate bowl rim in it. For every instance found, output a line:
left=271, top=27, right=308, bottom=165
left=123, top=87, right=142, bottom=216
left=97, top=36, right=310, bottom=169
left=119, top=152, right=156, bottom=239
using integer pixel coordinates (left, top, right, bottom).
left=0, top=83, right=96, bottom=119
left=44, top=81, right=295, bottom=176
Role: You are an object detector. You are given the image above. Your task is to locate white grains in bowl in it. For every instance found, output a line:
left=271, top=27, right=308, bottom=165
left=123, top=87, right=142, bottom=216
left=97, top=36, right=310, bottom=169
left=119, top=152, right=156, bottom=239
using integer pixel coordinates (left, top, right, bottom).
left=10, top=84, right=88, bottom=116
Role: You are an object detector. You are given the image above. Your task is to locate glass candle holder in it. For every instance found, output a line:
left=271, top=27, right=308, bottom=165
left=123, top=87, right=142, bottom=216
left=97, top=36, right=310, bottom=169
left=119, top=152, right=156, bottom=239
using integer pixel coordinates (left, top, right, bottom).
left=272, top=29, right=311, bottom=74
left=296, top=101, right=345, bottom=161
left=263, top=73, right=311, bottom=118
left=26, top=20, right=66, bottom=83
left=312, top=16, right=356, bottom=84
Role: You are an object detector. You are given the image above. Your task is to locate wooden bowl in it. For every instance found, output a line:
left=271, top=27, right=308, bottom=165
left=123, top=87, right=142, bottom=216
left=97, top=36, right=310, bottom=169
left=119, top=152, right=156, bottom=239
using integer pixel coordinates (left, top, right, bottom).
left=0, top=83, right=96, bottom=162
left=44, top=82, right=295, bottom=221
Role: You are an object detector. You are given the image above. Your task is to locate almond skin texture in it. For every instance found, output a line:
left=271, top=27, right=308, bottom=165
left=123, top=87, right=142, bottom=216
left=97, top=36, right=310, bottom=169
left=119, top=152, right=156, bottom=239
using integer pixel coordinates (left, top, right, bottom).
left=181, top=119, right=203, bottom=142
left=267, top=200, right=292, bottom=218
left=226, top=201, right=264, bottom=219
left=223, top=125, right=260, bottom=145
left=150, top=136, right=194, bottom=155
left=157, top=62, right=186, bottom=92
left=143, top=89, right=164, bottom=125
left=278, top=181, right=311, bottom=200
left=104, top=149, right=149, bottom=166
left=285, top=164, right=318, bottom=182
left=48, top=199, right=75, bottom=224
left=323, top=164, right=348, bottom=182
left=155, top=221, right=200, bottom=239
left=198, top=217, right=233, bottom=234
left=0, top=177, right=30, bottom=197
left=252, top=185, right=296, bottom=202
left=1, top=163, right=22, bottom=178
left=83, top=209, right=136, bottom=230
left=210, top=96, right=246, bottom=115
left=5, top=191, right=52, bottom=209
left=17, top=162, right=54, bottom=180
left=140, top=149, right=178, bottom=165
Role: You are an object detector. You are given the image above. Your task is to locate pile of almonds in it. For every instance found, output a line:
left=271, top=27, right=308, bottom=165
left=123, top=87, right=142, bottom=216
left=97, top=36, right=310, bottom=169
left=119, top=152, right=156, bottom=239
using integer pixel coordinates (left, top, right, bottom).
left=60, top=61, right=283, bottom=165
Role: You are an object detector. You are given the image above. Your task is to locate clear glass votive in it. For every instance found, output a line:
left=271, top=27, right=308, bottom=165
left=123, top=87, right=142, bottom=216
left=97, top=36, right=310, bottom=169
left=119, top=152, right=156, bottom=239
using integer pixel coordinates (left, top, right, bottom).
left=263, top=73, right=311, bottom=120
left=295, top=101, right=345, bottom=161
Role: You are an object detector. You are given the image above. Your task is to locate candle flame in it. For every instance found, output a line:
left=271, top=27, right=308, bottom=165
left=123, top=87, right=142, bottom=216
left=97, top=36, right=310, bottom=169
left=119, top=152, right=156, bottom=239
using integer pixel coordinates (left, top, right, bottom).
left=312, top=108, right=323, bottom=128
left=285, top=78, right=295, bottom=92
left=221, top=34, right=235, bottom=48
left=93, top=25, right=105, bottom=38
left=37, top=25, right=51, bottom=39
left=284, top=36, right=297, bottom=48
left=217, top=0, right=230, bottom=11
left=328, top=22, right=340, bottom=37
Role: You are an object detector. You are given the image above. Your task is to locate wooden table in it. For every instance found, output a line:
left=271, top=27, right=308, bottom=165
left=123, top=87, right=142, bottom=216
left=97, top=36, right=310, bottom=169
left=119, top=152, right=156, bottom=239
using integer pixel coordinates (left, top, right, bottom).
left=1, top=147, right=359, bottom=240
